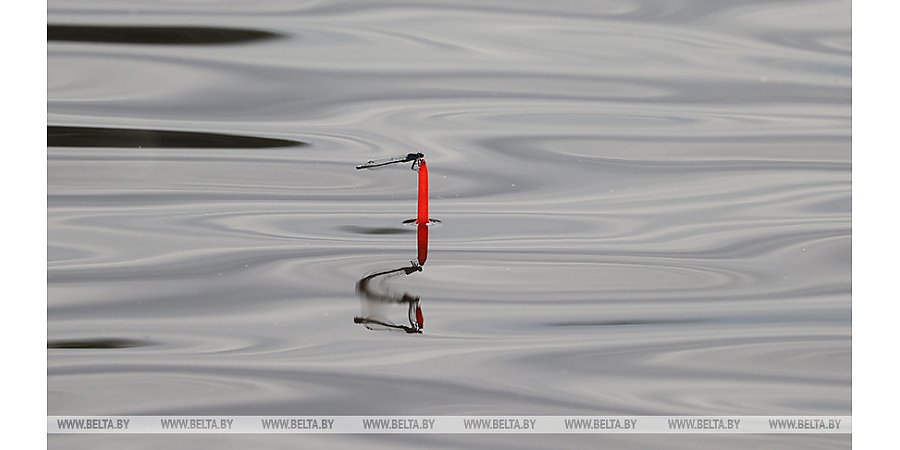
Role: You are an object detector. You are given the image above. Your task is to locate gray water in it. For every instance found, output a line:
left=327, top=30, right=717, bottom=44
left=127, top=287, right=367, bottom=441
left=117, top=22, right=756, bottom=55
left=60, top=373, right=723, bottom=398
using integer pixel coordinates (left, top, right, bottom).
left=48, top=0, right=851, bottom=448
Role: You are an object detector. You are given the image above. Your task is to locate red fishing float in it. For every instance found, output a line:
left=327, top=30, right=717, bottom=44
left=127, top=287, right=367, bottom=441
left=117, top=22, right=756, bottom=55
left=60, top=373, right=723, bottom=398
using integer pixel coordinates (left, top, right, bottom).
left=416, top=158, right=429, bottom=225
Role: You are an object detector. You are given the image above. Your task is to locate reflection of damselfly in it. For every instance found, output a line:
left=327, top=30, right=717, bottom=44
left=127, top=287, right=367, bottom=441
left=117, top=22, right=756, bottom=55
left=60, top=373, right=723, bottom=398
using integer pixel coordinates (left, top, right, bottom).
left=355, top=263, right=424, bottom=334
left=356, top=152, right=424, bottom=170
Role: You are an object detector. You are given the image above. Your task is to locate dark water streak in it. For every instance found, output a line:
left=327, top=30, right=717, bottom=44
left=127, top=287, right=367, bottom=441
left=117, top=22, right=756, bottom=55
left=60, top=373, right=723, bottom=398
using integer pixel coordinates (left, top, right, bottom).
left=48, top=338, right=155, bottom=349
left=48, top=126, right=303, bottom=148
left=48, top=25, right=283, bottom=45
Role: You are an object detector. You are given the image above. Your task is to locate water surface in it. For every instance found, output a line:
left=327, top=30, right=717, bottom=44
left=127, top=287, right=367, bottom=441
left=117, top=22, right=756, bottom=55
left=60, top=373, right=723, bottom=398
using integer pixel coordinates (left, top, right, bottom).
left=48, top=0, right=851, bottom=447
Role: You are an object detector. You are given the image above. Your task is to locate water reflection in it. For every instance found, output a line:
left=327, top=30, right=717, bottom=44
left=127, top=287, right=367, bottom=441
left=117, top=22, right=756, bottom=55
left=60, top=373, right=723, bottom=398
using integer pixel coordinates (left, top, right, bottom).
left=354, top=224, right=428, bottom=334
left=47, top=338, right=154, bottom=349
left=48, top=25, right=283, bottom=45
left=47, top=0, right=850, bottom=434
left=48, top=126, right=303, bottom=148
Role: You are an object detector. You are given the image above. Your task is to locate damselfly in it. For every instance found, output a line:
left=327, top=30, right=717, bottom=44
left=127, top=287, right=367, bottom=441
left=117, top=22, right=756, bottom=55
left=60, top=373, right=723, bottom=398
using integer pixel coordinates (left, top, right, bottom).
left=356, top=152, right=424, bottom=170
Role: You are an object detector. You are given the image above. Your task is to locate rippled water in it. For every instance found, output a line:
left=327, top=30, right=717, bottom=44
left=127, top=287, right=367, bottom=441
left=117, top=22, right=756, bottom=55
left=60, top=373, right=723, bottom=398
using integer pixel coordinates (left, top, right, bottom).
left=48, top=0, right=851, bottom=447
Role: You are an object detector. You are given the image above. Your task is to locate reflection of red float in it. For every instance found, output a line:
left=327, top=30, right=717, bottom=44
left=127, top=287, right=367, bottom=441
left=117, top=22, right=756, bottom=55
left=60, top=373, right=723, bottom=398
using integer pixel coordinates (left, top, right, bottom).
left=415, top=305, right=424, bottom=329
left=416, top=158, right=428, bottom=225
left=417, top=223, right=428, bottom=265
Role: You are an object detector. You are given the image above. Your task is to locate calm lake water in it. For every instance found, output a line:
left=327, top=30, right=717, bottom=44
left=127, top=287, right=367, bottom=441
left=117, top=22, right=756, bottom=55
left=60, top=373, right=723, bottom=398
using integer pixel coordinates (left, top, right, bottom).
left=48, top=0, right=851, bottom=447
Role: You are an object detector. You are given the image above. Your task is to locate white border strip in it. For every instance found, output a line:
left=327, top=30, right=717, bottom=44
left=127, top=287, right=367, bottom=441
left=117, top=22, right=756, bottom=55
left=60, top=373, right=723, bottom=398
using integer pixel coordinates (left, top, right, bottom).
left=48, top=416, right=851, bottom=434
